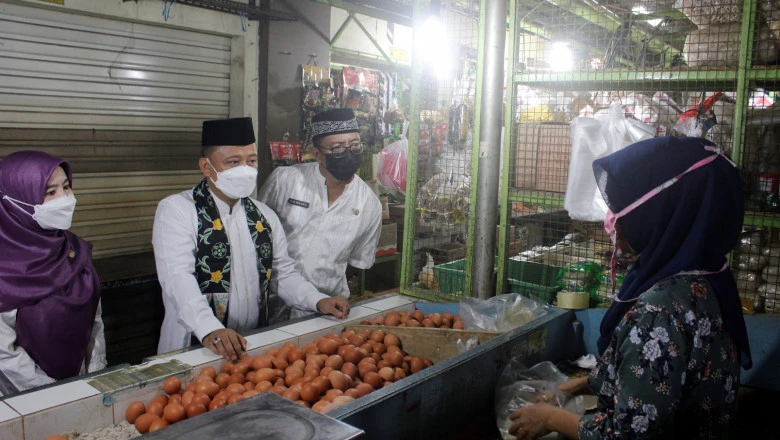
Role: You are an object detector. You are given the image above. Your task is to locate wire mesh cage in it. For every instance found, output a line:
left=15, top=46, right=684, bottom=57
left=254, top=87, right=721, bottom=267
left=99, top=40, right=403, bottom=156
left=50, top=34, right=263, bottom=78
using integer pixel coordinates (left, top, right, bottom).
left=500, top=0, right=779, bottom=311
left=401, top=0, right=482, bottom=301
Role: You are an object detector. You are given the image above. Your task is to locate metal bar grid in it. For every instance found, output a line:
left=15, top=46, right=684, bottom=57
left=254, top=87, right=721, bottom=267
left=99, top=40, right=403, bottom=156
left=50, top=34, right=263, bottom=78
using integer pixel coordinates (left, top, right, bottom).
left=502, top=0, right=780, bottom=310
left=400, top=0, right=482, bottom=302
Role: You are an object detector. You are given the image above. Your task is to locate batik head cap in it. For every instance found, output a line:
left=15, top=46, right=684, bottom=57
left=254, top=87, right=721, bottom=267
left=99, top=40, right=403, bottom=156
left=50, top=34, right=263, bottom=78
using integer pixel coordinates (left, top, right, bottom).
left=202, top=117, right=256, bottom=147
left=310, top=108, right=359, bottom=144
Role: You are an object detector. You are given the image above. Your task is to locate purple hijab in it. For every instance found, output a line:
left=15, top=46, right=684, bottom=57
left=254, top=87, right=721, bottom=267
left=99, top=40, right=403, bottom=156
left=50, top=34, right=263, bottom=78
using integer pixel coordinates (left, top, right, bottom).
left=593, top=137, right=751, bottom=369
left=0, top=151, right=101, bottom=380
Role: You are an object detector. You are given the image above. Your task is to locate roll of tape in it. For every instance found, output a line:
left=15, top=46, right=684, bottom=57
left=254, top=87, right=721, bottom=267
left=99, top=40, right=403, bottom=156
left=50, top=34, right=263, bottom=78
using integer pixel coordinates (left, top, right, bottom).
left=557, top=291, right=590, bottom=310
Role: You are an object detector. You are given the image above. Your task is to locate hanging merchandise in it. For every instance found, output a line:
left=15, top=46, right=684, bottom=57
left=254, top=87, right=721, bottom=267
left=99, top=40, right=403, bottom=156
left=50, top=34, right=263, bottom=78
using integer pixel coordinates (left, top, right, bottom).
left=377, top=121, right=409, bottom=194
left=301, top=64, right=339, bottom=143
left=269, top=132, right=302, bottom=168
left=564, top=104, right=655, bottom=222
left=416, top=152, right=471, bottom=227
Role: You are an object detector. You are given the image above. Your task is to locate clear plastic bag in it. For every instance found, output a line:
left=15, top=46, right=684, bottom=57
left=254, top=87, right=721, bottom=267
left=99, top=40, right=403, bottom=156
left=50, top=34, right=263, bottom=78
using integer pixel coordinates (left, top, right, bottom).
left=377, top=121, right=409, bottom=194
left=495, top=360, right=585, bottom=440
left=458, top=293, right=549, bottom=332
left=564, top=104, right=654, bottom=221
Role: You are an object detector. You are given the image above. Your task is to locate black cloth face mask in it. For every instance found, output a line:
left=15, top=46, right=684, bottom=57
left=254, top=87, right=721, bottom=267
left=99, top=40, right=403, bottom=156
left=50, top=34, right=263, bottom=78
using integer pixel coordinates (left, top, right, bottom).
left=325, top=150, right=362, bottom=181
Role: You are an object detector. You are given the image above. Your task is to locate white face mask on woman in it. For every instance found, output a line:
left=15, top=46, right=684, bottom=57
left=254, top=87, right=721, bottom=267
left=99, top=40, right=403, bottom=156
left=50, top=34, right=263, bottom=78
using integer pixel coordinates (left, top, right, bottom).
left=3, top=194, right=77, bottom=230
left=206, top=159, right=258, bottom=199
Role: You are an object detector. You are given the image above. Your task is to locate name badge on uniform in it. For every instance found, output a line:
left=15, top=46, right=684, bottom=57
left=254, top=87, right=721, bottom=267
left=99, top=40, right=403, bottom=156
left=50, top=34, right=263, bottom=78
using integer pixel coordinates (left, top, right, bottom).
left=288, top=198, right=310, bottom=208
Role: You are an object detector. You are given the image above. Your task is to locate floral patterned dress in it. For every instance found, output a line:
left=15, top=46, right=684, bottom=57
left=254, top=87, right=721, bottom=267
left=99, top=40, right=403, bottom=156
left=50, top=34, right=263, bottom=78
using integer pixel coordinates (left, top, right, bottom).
left=579, top=275, right=740, bottom=439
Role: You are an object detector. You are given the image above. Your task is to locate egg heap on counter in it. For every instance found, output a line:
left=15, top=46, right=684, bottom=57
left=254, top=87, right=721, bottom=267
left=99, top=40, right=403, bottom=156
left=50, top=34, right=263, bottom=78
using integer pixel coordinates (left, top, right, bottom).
left=124, top=329, right=433, bottom=434
left=360, top=310, right=463, bottom=329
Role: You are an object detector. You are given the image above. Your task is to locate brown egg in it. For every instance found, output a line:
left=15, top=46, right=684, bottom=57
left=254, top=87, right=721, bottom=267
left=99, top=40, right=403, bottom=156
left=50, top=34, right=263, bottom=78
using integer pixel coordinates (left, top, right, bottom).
left=362, top=372, right=382, bottom=389
left=255, top=380, right=273, bottom=392
left=271, top=385, right=288, bottom=396
left=429, top=313, right=442, bottom=326
left=193, top=393, right=211, bottom=407
left=303, top=343, right=320, bottom=355
left=442, top=312, right=454, bottom=321
left=185, top=402, right=207, bottom=418
left=45, top=436, right=69, bottom=440
left=292, top=359, right=306, bottom=370
left=359, top=329, right=373, bottom=339
left=242, top=390, right=261, bottom=399
left=209, top=397, right=227, bottom=411
left=214, top=373, right=229, bottom=388
left=453, top=320, right=464, bottom=329
left=226, top=373, right=245, bottom=385
left=146, top=401, right=164, bottom=418
left=285, top=370, right=304, bottom=387
left=301, top=383, right=320, bottom=403
left=348, top=334, right=366, bottom=346
left=372, top=342, right=387, bottom=356
left=406, top=319, right=421, bottom=327
left=312, top=399, right=331, bottom=413
left=323, top=388, right=344, bottom=402
left=287, top=348, right=304, bottom=363
left=125, top=401, right=145, bottom=424
left=377, top=360, right=391, bottom=370
left=341, top=362, right=358, bottom=379
left=360, top=343, right=374, bottom=354
left=271, top=357, right=289, bottom=370
left=421, top=318, right=435, bottom=328
left=358, top=363, right=378, bottom=377
left=200, top=366, right=217, bottom=379
left=411, top=310, right=424, bottom=322
left=312, top=375, right=331, bottom=394
left=343, top=388, right=360, bottom=399
left=251, top=355, right=273, bottom=370
left=226, top=383, right=246, bottom=395
left=384, top=313, right=400, bottom=326
left=319, top=366, right=334, bottom=377
left=227, top=394, right=244, bottom=404
left=283, top=388, right=301, bottom=401
left=328, top=370, right=348, bottom=391
left=383, top=334, right=401, bottom=348
left=239, top=354, right=253, bottom=365
left=355, top=382, right=374, bottom=397
left=181, top=390, right=195, bottom=407
left=148, top=417, right=170, bottom=433
left=370, top=330, right=386, bottom=343
left=232, top=363, right=250, bottom=376
left=388, top=351, right=404, bottom=367
left=325, top=355, right=344, bottom=370
left=162, top=376, right=181, bottom=395
left=195, top=374, right=213, bottom=383
left=163, top=403, right=186, bottom=423
left=135, top=413, right=160, bottom=434
left=220, top=362, right=234, bottom=375
left=373, top=315, right=385, bottom=325
left=410, top=357, right=426, bottom=374
left=423, top=358, right=433, bottom=368
left=254, top=368, right=276, bottom=383
left=440, top=318, right=451, bottom=328
left=378, top=367, right=395, bottom=381
left=394, top=368, right=406, bottom=381
left=317, top=338, right=339, bottom=355
left=305, top=353, right=324, bottom=367
left=265, top=347, right=279, bottom=356
left=274, top=378, right=286, bottom=387
left=151, top=394, right=169, bottom=407
left=332, top=395, right=355, bottom=406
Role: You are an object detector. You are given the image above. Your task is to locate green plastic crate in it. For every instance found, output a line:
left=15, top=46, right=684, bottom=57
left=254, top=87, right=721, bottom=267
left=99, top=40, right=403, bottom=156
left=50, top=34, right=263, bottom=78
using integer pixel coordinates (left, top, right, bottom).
left=506, top=260, right=562, bottom=303
left=432, top=257, right=498, bottom=295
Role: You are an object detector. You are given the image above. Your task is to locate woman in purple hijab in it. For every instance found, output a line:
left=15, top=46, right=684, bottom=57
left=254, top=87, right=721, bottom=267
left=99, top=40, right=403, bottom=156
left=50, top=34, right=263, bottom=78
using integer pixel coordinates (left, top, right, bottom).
left=0, top=151, right=105, bottom=395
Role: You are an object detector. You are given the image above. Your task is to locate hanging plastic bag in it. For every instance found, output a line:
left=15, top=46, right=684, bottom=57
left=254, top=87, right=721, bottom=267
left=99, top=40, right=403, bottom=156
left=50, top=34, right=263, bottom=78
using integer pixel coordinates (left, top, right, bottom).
left=495, top=360, right=585, bottom=440
left=564, top=104, right=654, bottom=221
left=378, top=121, right=409, bottom=194
left=458, top=293, right=549, bottom=332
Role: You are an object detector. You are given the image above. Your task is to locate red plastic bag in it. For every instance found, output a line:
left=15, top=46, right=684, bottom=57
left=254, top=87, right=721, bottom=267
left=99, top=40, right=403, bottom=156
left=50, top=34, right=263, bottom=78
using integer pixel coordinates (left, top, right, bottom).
left=378, top=136, right=408, bottom=193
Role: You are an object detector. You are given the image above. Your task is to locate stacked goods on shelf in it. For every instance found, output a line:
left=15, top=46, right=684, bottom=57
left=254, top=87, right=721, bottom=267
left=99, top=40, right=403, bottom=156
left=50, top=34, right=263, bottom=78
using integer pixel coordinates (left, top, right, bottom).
left=679, top=0, right=779, bottom=66
left=733, top=231, right=774, bottom=311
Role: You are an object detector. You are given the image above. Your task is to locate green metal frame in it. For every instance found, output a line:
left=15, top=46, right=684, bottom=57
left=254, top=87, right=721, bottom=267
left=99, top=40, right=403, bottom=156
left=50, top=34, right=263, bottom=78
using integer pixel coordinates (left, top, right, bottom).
left=399, top=0, right=427, bottom=298
left=315, top=0, right=413, bottom=27
left=464, top=0, right=488, bottom=298
left=731, top=0, right=758, bottom=166
left=497, top=0, right=518, bottom=295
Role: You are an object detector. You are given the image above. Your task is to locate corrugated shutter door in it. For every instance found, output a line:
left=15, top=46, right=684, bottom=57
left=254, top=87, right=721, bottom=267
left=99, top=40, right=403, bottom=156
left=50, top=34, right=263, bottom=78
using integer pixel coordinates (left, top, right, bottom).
left=0, top=3, right=231, bottom=258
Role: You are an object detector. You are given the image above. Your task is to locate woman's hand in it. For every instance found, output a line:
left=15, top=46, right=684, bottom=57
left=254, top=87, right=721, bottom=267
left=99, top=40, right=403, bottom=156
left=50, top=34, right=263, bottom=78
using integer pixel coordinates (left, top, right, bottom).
left=508, top=403, right=555, bottom=439
left=559, top=376, right=591, bottom=396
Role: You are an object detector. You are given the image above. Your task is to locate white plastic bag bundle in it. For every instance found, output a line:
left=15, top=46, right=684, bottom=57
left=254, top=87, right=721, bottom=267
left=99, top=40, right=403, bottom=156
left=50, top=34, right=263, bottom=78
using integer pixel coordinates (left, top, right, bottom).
left=564, top=104, right=654, bottom=221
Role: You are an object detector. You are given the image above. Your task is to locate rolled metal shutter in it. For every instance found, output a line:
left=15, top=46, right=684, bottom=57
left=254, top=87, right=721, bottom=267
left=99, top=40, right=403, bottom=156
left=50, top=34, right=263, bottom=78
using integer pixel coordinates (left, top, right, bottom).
left=0, top=2, right=231, bottom=258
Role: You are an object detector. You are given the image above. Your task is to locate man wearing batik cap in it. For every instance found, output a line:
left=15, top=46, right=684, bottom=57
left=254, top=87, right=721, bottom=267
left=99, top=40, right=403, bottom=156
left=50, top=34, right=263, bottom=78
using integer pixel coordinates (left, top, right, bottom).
left=259, top=108, right=382, bottom=316
left=153, top=117, right=350, bottom=361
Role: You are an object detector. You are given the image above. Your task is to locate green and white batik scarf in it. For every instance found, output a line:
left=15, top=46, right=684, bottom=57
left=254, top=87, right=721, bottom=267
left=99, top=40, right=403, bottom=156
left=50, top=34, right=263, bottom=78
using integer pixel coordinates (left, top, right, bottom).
left=193, top=179, right=273, bottom=327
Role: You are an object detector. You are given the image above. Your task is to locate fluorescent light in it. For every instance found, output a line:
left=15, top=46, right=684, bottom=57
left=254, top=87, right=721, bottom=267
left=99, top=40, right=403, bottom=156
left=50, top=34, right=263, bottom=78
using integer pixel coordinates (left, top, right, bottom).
left=550, top=42, right=573, bottom=71
left=417, top=16, right=453, bottom=79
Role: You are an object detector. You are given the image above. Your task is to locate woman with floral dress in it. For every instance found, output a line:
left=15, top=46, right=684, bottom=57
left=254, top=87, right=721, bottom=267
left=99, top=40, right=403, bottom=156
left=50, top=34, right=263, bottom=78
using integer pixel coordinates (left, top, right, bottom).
left=508, top=136, right=752, bottom=439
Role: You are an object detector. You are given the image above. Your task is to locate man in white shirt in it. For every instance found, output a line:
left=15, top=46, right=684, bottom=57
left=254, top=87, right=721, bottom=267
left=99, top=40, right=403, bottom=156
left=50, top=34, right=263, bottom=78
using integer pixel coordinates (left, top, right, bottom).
left=153, top=117, right=349, bottom=361
left=259, top=109, right=382, bottom=313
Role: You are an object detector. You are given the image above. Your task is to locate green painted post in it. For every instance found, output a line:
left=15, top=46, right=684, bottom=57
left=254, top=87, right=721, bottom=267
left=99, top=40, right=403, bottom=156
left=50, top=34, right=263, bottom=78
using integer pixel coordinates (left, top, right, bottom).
left=731, top=0, right=758, bottom=167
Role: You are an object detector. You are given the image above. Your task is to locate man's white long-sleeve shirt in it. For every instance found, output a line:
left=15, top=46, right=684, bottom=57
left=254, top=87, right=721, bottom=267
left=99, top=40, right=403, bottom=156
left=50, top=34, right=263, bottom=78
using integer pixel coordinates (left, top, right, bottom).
left=153, top=189, right=328, bottom=354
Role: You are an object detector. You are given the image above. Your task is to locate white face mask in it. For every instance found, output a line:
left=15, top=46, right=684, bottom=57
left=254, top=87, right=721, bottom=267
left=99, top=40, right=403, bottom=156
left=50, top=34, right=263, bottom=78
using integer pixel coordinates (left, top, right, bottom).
left=207, top=159, right=258, bottom=199
left=3, top=194, right=77, bottom=230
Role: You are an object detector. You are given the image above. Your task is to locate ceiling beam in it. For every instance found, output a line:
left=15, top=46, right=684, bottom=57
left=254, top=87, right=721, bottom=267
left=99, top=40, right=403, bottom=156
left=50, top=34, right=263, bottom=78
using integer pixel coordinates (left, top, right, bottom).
left=314, top=0, right=413, bottom=27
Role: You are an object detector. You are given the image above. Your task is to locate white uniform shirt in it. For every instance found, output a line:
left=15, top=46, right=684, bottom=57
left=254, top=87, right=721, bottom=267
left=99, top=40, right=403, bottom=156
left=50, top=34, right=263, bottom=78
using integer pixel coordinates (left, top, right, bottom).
left=258, top=162, right=383, bottom=298
left=0, top=303, right=106, bottom=395
left=153, top=188, right=328, bottom=354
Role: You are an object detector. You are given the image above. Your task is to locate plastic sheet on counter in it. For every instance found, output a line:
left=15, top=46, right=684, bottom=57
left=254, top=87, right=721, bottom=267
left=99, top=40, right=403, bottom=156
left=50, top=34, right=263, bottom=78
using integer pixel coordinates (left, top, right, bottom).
left=458, top=293, right=549, bottom=333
